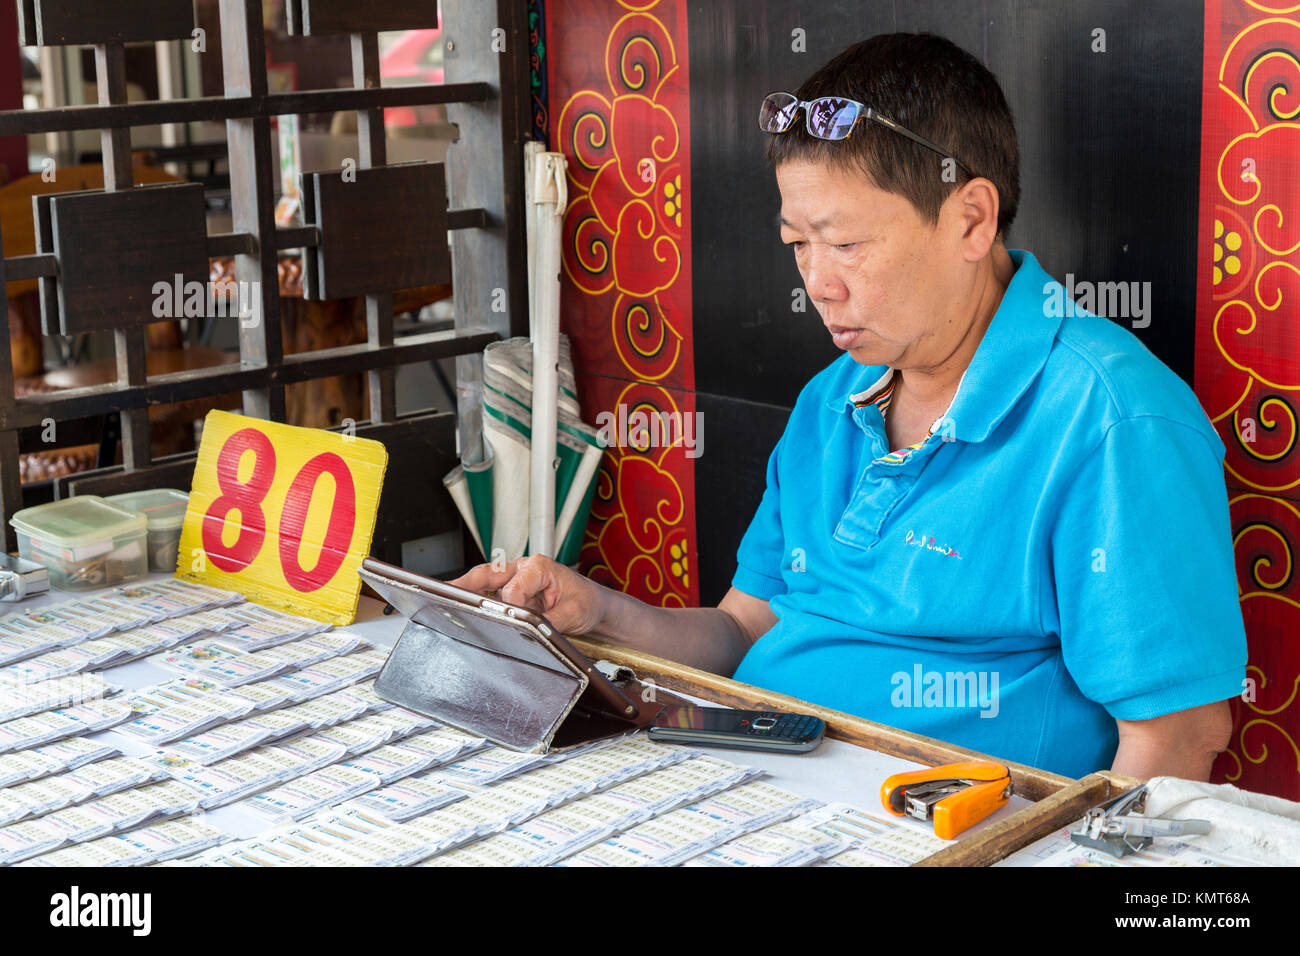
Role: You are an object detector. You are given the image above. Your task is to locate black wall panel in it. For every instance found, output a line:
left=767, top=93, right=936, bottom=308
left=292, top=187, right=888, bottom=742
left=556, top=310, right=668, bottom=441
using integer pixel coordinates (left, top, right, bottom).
left=695, top=393, right=791, bottom=606
left=688, top=0, right=1204, bottom=602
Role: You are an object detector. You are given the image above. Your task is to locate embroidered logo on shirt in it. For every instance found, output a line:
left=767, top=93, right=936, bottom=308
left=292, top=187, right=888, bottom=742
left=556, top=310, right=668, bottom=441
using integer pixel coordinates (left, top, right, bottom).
left=904, top=530, right=962, bottom=559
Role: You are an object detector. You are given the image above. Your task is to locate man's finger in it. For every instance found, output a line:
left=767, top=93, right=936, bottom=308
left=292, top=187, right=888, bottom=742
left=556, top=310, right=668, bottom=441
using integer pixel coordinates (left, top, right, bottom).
left=499, top=559, right=552, bottom=611
left=446, top=560, right=518, bottom=595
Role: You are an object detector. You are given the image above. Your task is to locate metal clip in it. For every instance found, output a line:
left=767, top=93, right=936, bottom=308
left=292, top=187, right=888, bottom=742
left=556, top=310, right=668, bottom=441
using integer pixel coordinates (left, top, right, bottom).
left=1070, top=785, right=1212, bottom=857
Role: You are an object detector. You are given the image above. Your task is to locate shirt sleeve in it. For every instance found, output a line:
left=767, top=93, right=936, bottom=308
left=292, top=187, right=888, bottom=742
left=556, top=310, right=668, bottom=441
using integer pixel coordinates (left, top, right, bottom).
left=731, top=434, right=788, bottom=601
left=1049, top=414, right=1247, bottom=721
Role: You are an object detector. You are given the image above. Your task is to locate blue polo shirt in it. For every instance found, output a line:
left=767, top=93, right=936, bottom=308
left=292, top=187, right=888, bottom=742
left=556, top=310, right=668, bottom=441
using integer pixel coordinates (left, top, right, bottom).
left=731, top=249, right=1247, bottom=779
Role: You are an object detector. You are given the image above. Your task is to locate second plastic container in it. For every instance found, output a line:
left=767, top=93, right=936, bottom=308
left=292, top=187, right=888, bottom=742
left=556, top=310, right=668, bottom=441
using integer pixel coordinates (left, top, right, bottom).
left=106, top=488, right=191, bottom=572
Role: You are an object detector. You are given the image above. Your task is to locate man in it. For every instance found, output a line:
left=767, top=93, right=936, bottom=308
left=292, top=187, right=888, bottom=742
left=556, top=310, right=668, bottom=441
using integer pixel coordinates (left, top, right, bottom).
left=452, top=33, right=1246, bottom=781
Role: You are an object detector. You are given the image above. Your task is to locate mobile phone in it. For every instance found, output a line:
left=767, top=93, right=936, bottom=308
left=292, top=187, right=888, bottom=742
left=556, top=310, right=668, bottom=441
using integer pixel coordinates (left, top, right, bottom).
left=648, top=705, right=825, bottom=753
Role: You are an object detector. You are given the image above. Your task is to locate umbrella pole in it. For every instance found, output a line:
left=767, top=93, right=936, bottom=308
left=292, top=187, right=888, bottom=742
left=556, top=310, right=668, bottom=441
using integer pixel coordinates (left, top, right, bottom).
left=526, top=142, right=567, bottom=558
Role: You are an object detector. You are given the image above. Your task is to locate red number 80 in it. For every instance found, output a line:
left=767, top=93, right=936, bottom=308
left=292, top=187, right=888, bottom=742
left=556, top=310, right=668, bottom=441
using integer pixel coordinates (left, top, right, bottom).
left=201, top=428, right=357, bottom=592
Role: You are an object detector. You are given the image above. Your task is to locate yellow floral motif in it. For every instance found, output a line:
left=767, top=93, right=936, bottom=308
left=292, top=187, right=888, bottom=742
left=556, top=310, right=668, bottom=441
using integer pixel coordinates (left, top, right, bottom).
left=1212, top=218, right=1245, bottom=286
left=662, top=174, right=683, bottom=227
left=668, top=540, right=689, bottom=587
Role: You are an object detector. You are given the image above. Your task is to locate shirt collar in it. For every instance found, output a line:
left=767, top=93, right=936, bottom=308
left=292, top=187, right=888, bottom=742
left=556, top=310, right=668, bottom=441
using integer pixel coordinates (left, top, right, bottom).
left=824, top=249, right=1064, bottom=443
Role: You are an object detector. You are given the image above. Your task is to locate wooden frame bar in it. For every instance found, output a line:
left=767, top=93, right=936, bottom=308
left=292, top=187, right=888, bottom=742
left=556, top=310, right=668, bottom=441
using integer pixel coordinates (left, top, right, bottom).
left=570, top=635, right=1145, bottom=866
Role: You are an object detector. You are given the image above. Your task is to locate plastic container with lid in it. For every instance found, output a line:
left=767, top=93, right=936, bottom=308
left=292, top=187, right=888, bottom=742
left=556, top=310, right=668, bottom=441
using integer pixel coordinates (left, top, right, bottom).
left=106, top=489, right=191, bottom=572
left=9, top=496, right=148, bottom=591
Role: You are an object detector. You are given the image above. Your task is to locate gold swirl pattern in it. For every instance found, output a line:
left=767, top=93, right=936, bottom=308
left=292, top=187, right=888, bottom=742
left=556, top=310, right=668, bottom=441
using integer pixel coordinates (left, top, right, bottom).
left=551, top=0, right=697, bottom=610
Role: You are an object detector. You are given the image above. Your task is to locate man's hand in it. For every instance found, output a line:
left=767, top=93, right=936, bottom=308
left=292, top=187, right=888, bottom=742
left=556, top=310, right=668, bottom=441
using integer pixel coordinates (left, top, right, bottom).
left=447, top=558, right=773, bottom=676
left=447, top=555, right=606, bottom=636
left=1111, top=699, right=1233, bottom=781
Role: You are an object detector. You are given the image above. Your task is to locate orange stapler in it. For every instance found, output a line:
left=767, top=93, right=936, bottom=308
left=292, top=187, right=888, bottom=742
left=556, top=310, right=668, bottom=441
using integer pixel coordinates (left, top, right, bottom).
left=880, top=761, right=1013, bottom=840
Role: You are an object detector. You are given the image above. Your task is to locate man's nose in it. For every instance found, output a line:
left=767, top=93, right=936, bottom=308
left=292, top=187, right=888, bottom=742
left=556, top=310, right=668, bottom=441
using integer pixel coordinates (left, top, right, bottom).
left=803, top=247, right=846, bottom=302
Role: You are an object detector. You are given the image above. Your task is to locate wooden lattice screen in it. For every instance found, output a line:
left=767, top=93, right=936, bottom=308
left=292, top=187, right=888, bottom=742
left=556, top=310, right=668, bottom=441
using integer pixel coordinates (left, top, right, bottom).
left=0, top=0, right=530, bottom=560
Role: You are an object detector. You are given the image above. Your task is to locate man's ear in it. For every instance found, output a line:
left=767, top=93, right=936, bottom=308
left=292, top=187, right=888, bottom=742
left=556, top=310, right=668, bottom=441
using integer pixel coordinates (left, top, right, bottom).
left=955, top=178, right=1000, bottom=261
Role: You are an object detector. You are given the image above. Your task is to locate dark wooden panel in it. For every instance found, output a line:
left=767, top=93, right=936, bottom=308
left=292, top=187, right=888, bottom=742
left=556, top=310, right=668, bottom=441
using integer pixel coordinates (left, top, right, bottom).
left=44, top=183, right=208, bottom=335
left=305, top=162, right=450, bottom=300
left=0, top=83, right=491, bottom=136
left=0, top=327, right=498, bottom=430
left=20, top=0, right=194, bottom=46
left=288, top=0, right=438, bottom=36
left=364, top=413, right=463, bottom=564
left=61, top=455, right=199, bottom=499
left=694, top=392, right=791, bottom=607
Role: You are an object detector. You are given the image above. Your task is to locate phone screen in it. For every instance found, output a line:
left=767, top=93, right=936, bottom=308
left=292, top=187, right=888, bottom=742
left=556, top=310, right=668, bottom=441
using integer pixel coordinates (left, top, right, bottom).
left=654, top=705, right=756, bottom=731
left=653, top=705, right=811, bottom=735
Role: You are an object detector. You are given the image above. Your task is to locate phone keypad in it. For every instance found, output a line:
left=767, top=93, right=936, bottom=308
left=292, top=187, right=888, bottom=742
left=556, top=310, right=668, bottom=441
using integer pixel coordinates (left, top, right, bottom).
left=747, top=712, right=819, bottom=739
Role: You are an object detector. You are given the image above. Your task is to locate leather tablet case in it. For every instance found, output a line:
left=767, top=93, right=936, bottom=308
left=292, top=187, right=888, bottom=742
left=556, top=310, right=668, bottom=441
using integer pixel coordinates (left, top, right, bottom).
left=359, top=558, right=664, bottom=753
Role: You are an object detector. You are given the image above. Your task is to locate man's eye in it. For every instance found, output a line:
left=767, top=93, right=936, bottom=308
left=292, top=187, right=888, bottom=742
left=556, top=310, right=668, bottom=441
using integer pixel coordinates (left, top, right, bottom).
left=788, top=240, right=807, bottom=252
left=834, top=242, right=858, bottom=252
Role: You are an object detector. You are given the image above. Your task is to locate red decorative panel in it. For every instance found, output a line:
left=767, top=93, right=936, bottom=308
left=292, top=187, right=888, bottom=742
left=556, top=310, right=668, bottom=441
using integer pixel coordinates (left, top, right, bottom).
left=1196, top=0, right=1300, bottom=797
left=1220, top=494, right=1300, bottom=797
left=546, top=0, right=698, bottom=607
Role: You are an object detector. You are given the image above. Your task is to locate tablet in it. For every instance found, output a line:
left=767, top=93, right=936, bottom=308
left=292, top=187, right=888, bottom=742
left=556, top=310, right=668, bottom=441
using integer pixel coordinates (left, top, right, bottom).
left=359, top=557, right=647, bottom=752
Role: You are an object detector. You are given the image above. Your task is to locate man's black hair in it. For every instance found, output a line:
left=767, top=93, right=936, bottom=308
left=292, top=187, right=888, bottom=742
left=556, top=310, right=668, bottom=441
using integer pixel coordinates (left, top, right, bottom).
left=766, top=32, right=1020, bottom=238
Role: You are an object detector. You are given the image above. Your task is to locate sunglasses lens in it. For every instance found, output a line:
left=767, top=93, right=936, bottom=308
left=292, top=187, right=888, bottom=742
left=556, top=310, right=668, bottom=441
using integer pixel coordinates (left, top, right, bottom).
left=759, top=92, right=800, bottom=132
left=808, top=98, right=860, bottom=140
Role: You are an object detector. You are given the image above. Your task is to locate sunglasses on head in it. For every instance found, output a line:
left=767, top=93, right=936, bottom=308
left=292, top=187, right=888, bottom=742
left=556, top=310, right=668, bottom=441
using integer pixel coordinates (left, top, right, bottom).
left=759, top=91, right=975, bottom=178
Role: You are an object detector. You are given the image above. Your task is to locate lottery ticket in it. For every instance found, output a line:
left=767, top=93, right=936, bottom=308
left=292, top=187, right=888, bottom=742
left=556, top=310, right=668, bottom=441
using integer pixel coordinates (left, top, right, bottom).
left=162, top=721, right=280, bottom=765
left=17, top=834, right=144, bottom=867
left=212, top=604, right=331, bottom=652
left=0, top=631, right=52, bottom=668
left=107, top=584, right=206, bottom=621
left=274, top=737, right=347, bottom=775
left=265, top=668, right=346, bottom=701
left=0, top=773, right=91, bottom=823
left=242, top=709, right=313, bottom=744
left=0, top=813, right=80, bottom=863
left=244, top=764, right=379, bottom=823
left=125, top=677, right=222, bottom=714
left=114, top=816, right=232, bottom=864
left=424, top=811, right=591, bottom=867
left=0, top=756, right=165, bottom=825
left=0, top=673, right=116, bottom=723
left=684, top=819, right=847, bottom=867
left=93, top=622, right=194, bottom=659
left=31, top=737, right=120, bottom=772
left=0, top=645, right=109, bottom=684
left=305, top=716, right=396, bottom=756
left=274, top=690, right=371, bottom=727
left=1, top=606, right=110, bottom=645
left=0, top=748, right=63, bottom=789
left=384, top=726, right=484, bottom=766
left=115, top=691, right=254, bottom=745
left=152, top=641, right=243, bottom=676
left=143, top=749, right=290, bottom=809
left=347, top=776, right=467, bottom=823
left=435, top=746, right=551, bottom=786
left=338, top=744, right=435, bottom=786
left=143, top=578, right=244, bottom=611
left=340, top=680, right=390, bottom=711
left=225, top=680, right=295, bottom=712
left=805, top=802, right=950, bottom=866
left=62, top=596, right=156, bottom=631
left=65, top=756, right=168, bottom=797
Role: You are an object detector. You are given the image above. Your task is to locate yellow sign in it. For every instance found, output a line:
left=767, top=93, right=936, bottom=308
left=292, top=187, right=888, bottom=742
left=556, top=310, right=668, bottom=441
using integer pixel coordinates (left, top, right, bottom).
left=176, top=410, right=388, bottom=624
